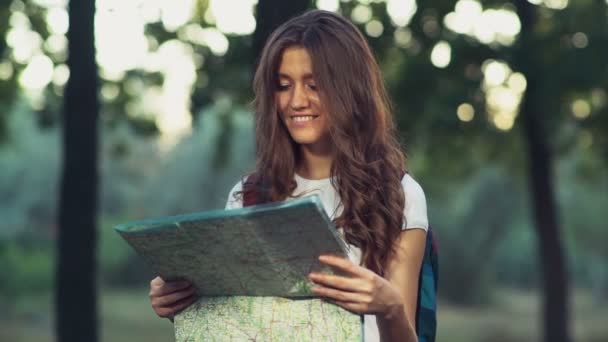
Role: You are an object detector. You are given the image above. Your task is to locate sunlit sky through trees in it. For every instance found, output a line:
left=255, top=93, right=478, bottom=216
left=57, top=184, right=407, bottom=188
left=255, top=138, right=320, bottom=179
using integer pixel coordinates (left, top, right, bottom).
left=3, top=0, right=599, bottom=149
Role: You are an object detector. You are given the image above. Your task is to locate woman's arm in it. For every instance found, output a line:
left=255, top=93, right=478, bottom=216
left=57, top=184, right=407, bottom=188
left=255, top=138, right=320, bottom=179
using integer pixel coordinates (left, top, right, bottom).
left=376, top=228, right=427, bottom=342
left=309, top=228, right=426, bottom=341
left=308, top=228, right=426, bottom=342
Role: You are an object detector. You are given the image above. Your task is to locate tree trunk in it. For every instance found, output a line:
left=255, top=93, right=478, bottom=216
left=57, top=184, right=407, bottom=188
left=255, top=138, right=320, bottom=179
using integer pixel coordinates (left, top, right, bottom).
left=56, top=0, right=99, bottom=341
left=520, top=81, right=571, bottom=342
left=252, top=0, right=312, bottom=68
left=515, top=2, right=571, bottom=341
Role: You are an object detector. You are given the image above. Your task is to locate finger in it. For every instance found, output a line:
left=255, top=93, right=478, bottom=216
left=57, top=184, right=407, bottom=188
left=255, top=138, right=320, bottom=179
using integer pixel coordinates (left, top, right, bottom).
left=166, top=293, right=199, bottom=316
left=312, top=284, right=371, bottom=303
left=323, top=298, right=366, bottom=315
left=308, top=272, right=367, bottom=293
left=150, top=276, right=164, bottom=287
left=152, top=286, right=197, bottom=307
left=318, top=254, right=370, bottom=277
left=151, top=280, right=192, bottom=297
left=155, top=293, right=197, bottom=318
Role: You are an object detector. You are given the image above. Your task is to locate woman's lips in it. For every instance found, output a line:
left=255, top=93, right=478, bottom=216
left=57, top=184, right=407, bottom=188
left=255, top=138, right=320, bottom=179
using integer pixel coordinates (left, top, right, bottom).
left=290, top=115, right=319, bottom=126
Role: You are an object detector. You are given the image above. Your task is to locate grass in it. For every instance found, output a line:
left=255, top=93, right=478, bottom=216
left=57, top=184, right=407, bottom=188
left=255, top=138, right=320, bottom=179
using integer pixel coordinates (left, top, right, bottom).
left=0, top=287, right=173, bottom=342
left=1, top=287, right=607, bottom=341
left=437, top=288, right=608, bottom=342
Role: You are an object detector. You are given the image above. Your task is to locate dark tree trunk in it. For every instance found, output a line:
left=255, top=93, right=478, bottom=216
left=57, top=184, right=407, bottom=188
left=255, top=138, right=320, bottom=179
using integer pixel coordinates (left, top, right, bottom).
left=252, top=0, right=312, bottom=68
left=55, top=0, right=99, bottom=341
left=0, top=3, right=14, bottom=141
left=515, top=1, right=571, bottom=341
left=520, top=83, right=571, bottom=342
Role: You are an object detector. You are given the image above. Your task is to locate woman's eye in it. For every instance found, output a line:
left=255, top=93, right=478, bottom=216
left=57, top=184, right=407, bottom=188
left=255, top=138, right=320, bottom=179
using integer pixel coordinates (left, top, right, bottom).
left=308, top=84, right=318, bottom=91
left=277, top=84, right=291, bottom=91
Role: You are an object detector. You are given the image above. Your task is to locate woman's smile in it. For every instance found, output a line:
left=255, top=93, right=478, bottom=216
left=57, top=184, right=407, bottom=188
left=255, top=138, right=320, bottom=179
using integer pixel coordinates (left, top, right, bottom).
left=290, top=114, right=320, bottom=125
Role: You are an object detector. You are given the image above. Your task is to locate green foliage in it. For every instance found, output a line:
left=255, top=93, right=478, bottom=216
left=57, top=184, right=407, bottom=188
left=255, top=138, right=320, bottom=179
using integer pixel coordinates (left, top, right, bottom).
left=431, top=166, right=526, bottom=305
left=0, top=237, right=54, bottom=305
left=0, top=104, right=60, bottom=235
left=98, top=217, right=136, bottom=285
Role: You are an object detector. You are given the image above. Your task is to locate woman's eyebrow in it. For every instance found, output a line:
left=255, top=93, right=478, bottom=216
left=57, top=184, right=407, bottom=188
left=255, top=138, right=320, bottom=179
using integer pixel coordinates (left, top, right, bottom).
left=278, top=72, right=314, bottom=80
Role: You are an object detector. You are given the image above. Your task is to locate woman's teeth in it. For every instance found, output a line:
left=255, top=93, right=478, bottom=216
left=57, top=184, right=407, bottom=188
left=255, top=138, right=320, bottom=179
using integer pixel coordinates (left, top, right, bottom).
left=293, top=116, right=316, bottom=122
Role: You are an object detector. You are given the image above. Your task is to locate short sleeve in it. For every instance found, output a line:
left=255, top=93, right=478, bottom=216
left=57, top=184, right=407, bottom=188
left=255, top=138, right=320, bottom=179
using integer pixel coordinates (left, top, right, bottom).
left=401, top=174, right=429, bottom=231
left=225, top=181, right=244, bottom=210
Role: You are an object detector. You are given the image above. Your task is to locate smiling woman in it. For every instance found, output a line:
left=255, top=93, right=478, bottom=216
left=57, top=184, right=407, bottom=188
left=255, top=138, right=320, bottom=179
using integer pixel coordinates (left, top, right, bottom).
left=276, top=46, right=329, bottom=148
left=148, top=9, right=432, bottom=342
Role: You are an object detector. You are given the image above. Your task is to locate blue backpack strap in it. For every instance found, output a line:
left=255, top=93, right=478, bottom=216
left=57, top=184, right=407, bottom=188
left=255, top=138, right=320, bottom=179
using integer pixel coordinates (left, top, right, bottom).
left=415, top=227, right=438, bottom=342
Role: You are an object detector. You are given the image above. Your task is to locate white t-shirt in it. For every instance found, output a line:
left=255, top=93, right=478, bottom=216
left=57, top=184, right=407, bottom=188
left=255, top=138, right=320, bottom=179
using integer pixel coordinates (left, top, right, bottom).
left=225, top=173, right=429, bottom=342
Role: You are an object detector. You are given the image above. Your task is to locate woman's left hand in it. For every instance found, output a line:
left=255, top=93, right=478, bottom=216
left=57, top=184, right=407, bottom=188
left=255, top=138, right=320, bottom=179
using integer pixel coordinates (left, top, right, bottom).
left=308, top=254, right=404, bottom=318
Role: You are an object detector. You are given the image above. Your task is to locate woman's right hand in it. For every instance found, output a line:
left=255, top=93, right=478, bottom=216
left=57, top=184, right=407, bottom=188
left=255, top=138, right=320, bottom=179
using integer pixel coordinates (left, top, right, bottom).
left=149, top=276, right=199, bottom=320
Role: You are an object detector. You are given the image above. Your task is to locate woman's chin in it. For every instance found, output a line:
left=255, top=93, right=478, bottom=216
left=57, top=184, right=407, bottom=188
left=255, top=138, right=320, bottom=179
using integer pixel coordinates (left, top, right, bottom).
left=292, top=136, right=322, bottom=145
left=290, top=134, right=332, bottom=151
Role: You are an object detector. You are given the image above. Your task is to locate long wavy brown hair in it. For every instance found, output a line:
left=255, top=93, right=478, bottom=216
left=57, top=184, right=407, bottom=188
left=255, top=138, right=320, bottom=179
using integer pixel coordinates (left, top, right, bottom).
left=247, top=10, right=406, bottom=277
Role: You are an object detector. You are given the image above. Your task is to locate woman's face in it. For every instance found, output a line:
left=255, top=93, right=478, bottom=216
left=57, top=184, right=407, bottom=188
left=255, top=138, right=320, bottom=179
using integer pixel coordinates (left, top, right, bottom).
left=276, top=46, right=330, bottom=151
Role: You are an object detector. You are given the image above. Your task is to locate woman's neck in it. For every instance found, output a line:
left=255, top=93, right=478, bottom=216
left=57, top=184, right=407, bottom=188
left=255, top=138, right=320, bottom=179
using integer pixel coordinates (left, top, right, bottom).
left=297, top=143, right=333, bottom=180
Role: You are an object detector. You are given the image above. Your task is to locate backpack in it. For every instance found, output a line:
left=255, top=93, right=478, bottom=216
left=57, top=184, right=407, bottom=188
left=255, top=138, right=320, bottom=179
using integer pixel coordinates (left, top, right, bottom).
left=416, top=227, right=438, bottom=342
left=242, top=175, right=438, bottom=342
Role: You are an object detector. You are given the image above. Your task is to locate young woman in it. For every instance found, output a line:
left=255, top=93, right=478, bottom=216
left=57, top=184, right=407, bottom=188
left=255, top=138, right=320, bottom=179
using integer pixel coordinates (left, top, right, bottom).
left=149, top=10, right=428, bottom=342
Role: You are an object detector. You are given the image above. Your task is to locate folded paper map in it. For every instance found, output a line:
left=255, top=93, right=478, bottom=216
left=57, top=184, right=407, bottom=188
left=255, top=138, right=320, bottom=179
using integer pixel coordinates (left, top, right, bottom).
left=114, top=195, right=363, bottom=341
left=174, top=296, right=363, bottom=341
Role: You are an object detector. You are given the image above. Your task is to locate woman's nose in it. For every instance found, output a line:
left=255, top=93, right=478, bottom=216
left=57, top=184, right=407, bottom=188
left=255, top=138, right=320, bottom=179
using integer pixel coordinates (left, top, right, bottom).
left=290, top=85, right=309, bottom=110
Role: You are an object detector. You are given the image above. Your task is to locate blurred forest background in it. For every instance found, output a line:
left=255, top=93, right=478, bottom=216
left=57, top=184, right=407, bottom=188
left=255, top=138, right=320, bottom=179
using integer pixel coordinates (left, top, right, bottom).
left=0, top=0, right=606, bottom=341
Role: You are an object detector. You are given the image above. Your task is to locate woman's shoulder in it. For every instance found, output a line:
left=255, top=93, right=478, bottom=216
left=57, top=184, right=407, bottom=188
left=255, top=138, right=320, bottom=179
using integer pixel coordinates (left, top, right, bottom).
left=225, top=179, right=245, bottom=210
left=401, top=173, right=426, bottom=200
left=400, top=173, right=428, bottom=230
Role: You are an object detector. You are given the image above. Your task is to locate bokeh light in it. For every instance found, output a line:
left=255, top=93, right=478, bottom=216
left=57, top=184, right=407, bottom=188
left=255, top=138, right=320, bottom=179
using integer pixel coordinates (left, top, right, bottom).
left=527, top=0, right=570, bottom=9
left=44, top=34, right=68, bottom=56
left=507, top=73, right=527, bottom=94
left=394, top=27, right=413, bottom=48
left=365, top=20, right=384, bottom=37
left=19, top=54, right=54, bottom=90
left=46, top=7, right=69, bottom=35
left=91, top=0, right=249, bottom=144
left=481, top=59, right=526, bottom=131
left=386, top=0, right=417, bottom=27
left=209, top=0, right=257, bottom=35
left=544, top=0, right=569, bottom=10
left=444, top=0, right=521, bottom=46
left=483, top=60, right=511, bottom=87
left=457, top=103, right=475, bottom=122
left=572, top=99, right=591, bottom=119
left=160, top=0, right=196, bottom=32
left=101, top=84, right=120, bottom=102
left=430, top=41, right=451, bottom=68
left=572, top=32, right=589, bottom=48
left=493, top=111, right=515, bottom=131
left=0, top=61, right=14, bottom=80
left=7, top=11, right=43, bottom=65
left=178, top=25, right=229, bottom=56
left=351, top=4, right=372, bottom=24
left=52, top=64, right=70, bottom=87
left=95, top=1, right=149, bottom=81
left=316, top=0, right=340, bottom=12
